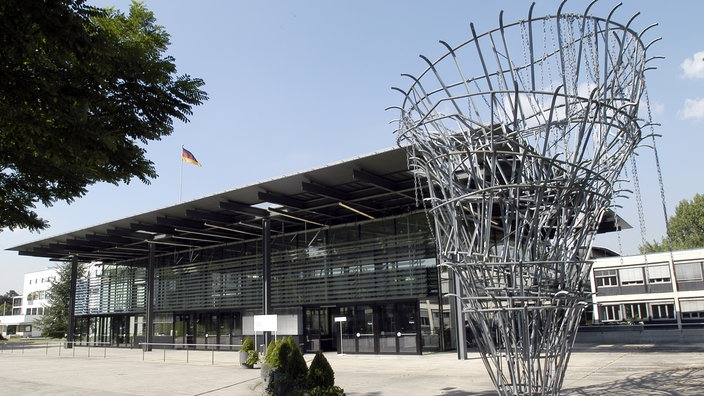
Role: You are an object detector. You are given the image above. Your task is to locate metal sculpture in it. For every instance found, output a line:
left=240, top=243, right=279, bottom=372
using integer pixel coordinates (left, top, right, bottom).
left=392, top=1, right=657, bottom=395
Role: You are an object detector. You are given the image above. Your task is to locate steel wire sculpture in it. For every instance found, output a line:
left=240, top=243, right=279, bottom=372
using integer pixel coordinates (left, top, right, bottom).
left=392, top=2, right=658, bottom=395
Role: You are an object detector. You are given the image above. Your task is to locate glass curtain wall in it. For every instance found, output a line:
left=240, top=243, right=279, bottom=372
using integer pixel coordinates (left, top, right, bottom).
left=72, top=211, right=449, bottom=353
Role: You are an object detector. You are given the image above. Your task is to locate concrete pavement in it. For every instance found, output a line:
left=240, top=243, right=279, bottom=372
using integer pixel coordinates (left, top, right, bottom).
left=1, top=342, right=703, bottom=395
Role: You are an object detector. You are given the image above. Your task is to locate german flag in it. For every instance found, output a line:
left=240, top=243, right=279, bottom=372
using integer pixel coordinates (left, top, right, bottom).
left=182, top=147, right=202, bottom=166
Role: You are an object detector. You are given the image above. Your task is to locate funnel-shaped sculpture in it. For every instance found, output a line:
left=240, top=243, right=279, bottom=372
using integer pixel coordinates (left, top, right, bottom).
left=393, top=2, right=657, bottom=395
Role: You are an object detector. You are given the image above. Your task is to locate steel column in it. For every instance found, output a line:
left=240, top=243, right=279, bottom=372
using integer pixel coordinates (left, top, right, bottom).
left=262, top=216, right=272, bottom=348
left=144, top=241, right=155, bottom=352
left=66, top=256, right=78, bottom=349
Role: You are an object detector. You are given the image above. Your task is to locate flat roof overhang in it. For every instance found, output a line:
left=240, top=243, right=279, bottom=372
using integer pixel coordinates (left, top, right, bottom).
left=9, top=146, right=630, bottom=263
left=10, top=147, right=422, bottom=262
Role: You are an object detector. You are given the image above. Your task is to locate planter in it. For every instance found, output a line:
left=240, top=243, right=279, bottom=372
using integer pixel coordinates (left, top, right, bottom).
left=240, top=351, right=252, bottom=368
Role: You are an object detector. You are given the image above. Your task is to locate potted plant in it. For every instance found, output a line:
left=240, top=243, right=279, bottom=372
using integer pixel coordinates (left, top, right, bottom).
left=240, top=336, right=258, bottom=368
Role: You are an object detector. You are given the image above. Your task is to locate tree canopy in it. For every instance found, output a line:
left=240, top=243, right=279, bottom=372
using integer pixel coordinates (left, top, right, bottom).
left=0, top=0, right=207, bottom=232
left=34, top=262, right=85, bottom=338
left=640, top=193, right=704, bottom=253
left=1, top=290, right=19, bottom=315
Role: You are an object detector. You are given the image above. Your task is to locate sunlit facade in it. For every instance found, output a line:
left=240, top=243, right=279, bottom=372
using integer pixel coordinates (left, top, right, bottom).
left=590, top=248, right=704, bottom=327
left=0, top=268, right=56, bottom=338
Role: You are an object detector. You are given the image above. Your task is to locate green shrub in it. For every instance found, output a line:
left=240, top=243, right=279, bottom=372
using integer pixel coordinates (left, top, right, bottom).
left=307, top=385, right=346, bottom=396
left=283, top=339, right=308, bottom=381
left=265, top=338, right=282, bottom=367
left=264, top=342, right=345, bottom=396
left=308, top=351, right=335, bottom=389
left=242, top=336, right=255, bottom=352
left=266, top=338, right=308, bottom=396
left=246, top=349, right=260, bottom=367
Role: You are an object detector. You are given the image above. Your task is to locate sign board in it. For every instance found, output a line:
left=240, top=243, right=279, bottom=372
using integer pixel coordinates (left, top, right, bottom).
left=253, top=314, right=278, bottom=332
left=334, top=316, right=347, bottom=322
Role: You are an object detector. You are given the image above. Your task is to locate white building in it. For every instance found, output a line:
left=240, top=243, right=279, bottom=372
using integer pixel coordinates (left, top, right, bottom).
left=590, top=247, right=704, bottom=327
left=0, top=268, right=57, bottom=338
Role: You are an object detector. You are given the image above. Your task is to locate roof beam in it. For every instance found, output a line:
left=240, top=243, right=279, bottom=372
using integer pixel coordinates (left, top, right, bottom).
left=156, top=216, right=204, bottom=229
left=85, top=233, right=134, bottom=245
left=219, top=201, right=268, bottom=217
left=185, top=209, right=239, bottom=224
left=301, top=181, right=349, bottom=201
left=268, top=208, right=327, bottom=228
left=353, top=169, right=399, bottom=191
left=258, top=191, right=306, bottom=209
left=130, top=222, right=174, bottom=235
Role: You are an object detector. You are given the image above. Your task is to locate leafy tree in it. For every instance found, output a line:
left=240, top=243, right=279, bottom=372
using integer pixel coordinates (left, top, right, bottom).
left=34, top=262, right=85, bottom=338
left=1, top=290, right=19, bottom=315
left=640, top=193, right=704, bottom=253
left=0, top=0, right=207, bottom=232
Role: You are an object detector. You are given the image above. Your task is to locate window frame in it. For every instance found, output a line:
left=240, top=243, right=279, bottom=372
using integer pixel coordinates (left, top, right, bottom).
left=595, top=269, right=618, bottom=287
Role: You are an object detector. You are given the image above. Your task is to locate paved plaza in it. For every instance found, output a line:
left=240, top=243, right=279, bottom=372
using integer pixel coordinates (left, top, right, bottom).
left=1, top=342, right=703, bottom=395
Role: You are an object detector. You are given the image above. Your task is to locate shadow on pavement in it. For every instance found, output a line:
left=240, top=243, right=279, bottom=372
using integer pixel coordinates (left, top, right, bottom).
left=565, top=367, right=704, bottom=396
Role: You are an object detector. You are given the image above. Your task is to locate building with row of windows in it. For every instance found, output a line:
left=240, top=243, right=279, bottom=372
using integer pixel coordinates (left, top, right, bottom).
left=0, top=268, right=56, bottom=338
left=590, top=248, right=704, bottom=327
left=8, top=147, right=703, bottom=352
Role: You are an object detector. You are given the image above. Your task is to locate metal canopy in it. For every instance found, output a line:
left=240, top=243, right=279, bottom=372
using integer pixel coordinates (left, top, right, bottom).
left=10, top=147, right=419, bottom=262
left=9, top=146, right=628, bottom=263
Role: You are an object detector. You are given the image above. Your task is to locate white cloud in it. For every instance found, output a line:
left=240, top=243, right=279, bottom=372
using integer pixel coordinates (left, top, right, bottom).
left=680, top=98, right=704, bottom=120
left=681, top=51, right=704, bottom=79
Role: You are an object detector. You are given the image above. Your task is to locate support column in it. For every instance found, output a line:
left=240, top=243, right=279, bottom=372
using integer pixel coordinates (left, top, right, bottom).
left=144, top=242, right=155, bottom=352
left=262, top=216, right=272, bottom=349
left=66, top=256, right=78, bottom=349
left=451, top=270, right=467, bottom=360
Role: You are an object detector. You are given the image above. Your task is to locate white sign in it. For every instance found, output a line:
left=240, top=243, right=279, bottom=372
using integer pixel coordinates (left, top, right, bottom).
left=334, top=316, right=347, bottom=322
left=253, top=314, right=278, bottom=332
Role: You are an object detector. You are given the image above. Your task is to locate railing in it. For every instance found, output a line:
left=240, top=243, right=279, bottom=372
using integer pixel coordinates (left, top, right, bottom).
left=0, top=340, right=111, bottom=357
left=0, top=340, right=246, bottom=365
left=139, top=342, right=244, bottom=364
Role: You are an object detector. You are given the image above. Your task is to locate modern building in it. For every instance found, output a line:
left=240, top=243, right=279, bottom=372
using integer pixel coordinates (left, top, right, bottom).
left=589, top=248, right=704, bottom=327
left=9, top=147, right=624, bottom=354
left=0, top=268, right=56, bottom=338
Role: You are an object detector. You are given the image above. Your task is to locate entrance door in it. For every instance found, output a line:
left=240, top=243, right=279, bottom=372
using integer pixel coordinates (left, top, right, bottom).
left=174, top=314, right=195, bottom=346
left=336, top=302, right=420, bottom=354
left=304, top=308, right=333, bottom=352
left=380, top=302, right=419, bottom=353
left=111, top=315, right=130, bottom=346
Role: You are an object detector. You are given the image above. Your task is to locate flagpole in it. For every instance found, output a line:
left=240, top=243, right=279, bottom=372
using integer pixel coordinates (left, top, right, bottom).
left=179, top=145, right=184, bottom=202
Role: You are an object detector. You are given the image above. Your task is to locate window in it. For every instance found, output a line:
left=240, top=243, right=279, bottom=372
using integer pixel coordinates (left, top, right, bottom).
left=601, top=305, right=621, bottom=321
left=675, top=262, right=703, bottom=281
left=619, top=267, right=644, bottom=285
left=680, top=299, right=704, bottom=316
left=31, top=308, right=37, bottom=315
left=646, top=265, right=671, bottom=284
left=682, top=311, right=704, bottom=319
left=26, top=308, right=31, bottom=315
left=623, top=303, right=647, bottom=321
left=651, top=303, right=675, bottom=319
left=595, top=269, right=618, bottom=287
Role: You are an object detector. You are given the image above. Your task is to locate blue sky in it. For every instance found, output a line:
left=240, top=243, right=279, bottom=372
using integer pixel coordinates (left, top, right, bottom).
left=2, top=0, right=703, bottom=293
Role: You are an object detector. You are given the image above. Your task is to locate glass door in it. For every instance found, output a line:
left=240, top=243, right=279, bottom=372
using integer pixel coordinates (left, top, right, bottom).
left=396, top=302, right=418, bottom=353
left=379, top=302, right=419, bottom=353
left=338, top=305, right=375, bottom=353
left=174, top=314, right=194, bottom=347
left=379, top=304, right=397, bottom=353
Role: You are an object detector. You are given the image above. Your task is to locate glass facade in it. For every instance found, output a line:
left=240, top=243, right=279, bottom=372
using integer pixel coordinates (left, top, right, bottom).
left=71, top=212, right=452, bottom=354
